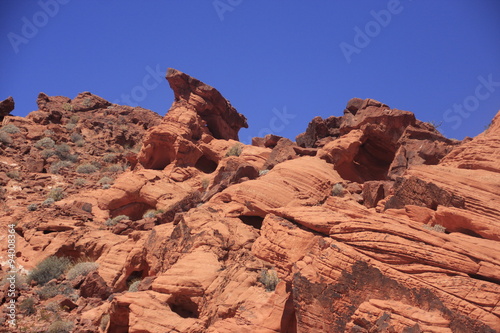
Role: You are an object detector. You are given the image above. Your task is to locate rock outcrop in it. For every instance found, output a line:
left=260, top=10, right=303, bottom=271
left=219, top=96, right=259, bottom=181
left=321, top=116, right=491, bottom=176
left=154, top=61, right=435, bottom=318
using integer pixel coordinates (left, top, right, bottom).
left=0, top=69, right=499, bottom=332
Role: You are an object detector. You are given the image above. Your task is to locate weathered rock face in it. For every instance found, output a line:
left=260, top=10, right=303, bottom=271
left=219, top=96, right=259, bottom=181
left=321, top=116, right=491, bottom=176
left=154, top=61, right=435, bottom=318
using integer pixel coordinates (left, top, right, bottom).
left=1, top=70, right=499, bottom=333
left=0, top=96, right=14, bottom=121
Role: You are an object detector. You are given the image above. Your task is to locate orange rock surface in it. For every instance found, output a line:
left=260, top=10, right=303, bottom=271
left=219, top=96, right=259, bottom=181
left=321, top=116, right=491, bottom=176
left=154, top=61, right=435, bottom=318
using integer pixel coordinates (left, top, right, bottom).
left=0, top=69, right=498, bottom=332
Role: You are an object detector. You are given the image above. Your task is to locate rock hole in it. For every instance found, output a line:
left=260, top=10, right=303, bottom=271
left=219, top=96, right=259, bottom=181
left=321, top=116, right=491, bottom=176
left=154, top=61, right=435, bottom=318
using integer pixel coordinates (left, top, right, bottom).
left=110, top=202, right=156, bottom=221
left=167, top=295, right=199, bottom=318
left=238, top=216, right=264, bottom=230
left=195, top=155, right=218, bottom=174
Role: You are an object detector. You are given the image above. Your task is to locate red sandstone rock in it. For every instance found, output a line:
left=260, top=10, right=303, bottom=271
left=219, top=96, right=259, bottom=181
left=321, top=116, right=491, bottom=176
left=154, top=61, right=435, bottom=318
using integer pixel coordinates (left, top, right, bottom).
left=0, top=96, right=14, bottom=121
left=1, top=72, right=499, bottom=332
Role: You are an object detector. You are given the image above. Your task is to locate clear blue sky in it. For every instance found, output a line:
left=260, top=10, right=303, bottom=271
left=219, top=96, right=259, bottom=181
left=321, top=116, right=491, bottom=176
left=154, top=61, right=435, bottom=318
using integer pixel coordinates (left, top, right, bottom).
left=1, top=1, right=499, bottom=142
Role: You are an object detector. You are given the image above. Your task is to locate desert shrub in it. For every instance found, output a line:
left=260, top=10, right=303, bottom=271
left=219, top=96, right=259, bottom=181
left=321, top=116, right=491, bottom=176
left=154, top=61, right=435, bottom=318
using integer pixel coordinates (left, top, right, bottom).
left=0, top=124, right=20, bottom=134
left=76, top=163, right=97, bottom=174
left=62, top=103, right=73, bottom=112
left=44, top=129, right=55, bottom=136
left=423, top=223, right=446, bottom=233
left=69, top=115, right=79, bottom=124
left=66, top=262, right=99, bottom=280
left=259, top=269, right=279, bottom=292
left=42, top=198, right=55, bottom=207
left=106, top=164, right=124, bottom=172
left=27, top=203, right=38, bottom=212
left=70, top=132, right=83, bottom=143
left=40, top=149, right=56, bottom=159
left=35, top=137, right=55, bottom=149
left=28, top=256, right=71, bottom=285
left=74, top=178, right=87, bottom=187
left=142, top=209, right=164, bottom=219
left=201, top=178, right=210, bottom=190
left=47, top=320, right=74, bottom=333
left=75, top=140, right=85, bottom=147
left=37, top=282, right=75, bottom=300
left=98, top=176, right=114, bottom=185
left=65, top=123, right=76, bottom=131
left=225, top=143, right=243, bottom=157
left=105, top=215, right=129, bottom=227
left=259, top=169, right=269, bottom=176
left=6, top=170, right=20, bottom=180
left=128, top=279, right=141, bottom=292
left=102, top=184, right=111, bottom=189
left=100, top=314, right=110, bottom=331
left=332, top=183, right=344, bottom=197
left=50, top=160, right=73, bottom=174
left=19, top=297, right=36, bottom=315
left=102, top=153, right=117, bottom=163
left=47, top=187, right=65, bottom=202
left=54, top=143, right=71, bottom=160
left=0, top=132, right=12, bottom=145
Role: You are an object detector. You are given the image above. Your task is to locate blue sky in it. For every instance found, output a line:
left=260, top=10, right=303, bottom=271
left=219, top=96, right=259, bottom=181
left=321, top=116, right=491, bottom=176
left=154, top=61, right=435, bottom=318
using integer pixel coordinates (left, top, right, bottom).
left=1, top=1, right=499, bottom=143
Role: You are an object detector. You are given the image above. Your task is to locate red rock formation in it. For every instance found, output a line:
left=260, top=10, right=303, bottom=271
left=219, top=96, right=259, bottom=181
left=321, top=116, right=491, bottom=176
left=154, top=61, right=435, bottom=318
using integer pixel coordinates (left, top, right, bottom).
left=1, top=70, right=499, bottom=332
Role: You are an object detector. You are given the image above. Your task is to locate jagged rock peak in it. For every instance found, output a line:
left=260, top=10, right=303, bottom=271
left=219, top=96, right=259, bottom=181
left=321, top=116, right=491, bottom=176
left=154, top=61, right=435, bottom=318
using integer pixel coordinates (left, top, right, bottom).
left=0, top=96, right=15, bottom=122
left=166, top=68, right=248, bottom=140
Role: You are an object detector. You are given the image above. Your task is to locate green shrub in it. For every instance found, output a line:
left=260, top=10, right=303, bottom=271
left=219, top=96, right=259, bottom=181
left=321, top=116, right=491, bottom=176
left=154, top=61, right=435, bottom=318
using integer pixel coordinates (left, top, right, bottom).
left=47, top=320, right=74, bottom=333
left=259, top=169, right=269, bottom=176
left=0, top=132, right=12, bottom=145
left=225, top=143, right=243, bottom=157
left=102, top=153, right=117, bottom=163
left=100, top=314, right=110, bottom=331
left=201, top=178, right=210, bottom=190
left=27, top=203, right=38, bottom=212
left=142, top=209, right=164, bottom=219
left=28, top=256, right=71, bottom=285
left=98, top=176, right=114, bottom=185
left=47, top=187, right=65, bottom=202
left=50, top=160, right=73, bottom=174
left=106, top=164, right=124, bottom=172
left=62, top=103, right=73, bottom=112
left=36, top=282, right=75, bottom=300
left=74, top=178, right=87, bottom=187
left=423, top=223, right=446, bottom=233
left=259, top=268, right=279, bottom=292
left=332, top=183, right=344, bottom=197
left=66, top=262, right=99, bottom=280
left=0, top=124, right=20, bottom=134
left=69, top=115, right=79, bottom=124
left=76, top=163, right=97, bottom=174
left=6, top=170, right=20, bottom=180
left=19, top=297, right=36, bottom=315
left=34, top=137, right=55, bottom=149
left=40, top=149, right=56, bottom=159
left=128, top=279, right=141, bottom=292
left=42, top=198, right=55, bottom=207
left=105, top=215, right=129, bottom=227
left=54, top=143, right=71, bottom=160
left=70, top=132, right=83, bottom=143
left=44, top=129, right=55, bottom=137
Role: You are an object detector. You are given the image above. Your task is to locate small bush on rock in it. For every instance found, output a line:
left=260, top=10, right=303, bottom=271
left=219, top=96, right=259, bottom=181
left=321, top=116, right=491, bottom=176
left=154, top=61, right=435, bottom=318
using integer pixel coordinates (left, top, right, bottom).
left=0, top=132, right=12, bottom=145
left=28, top=256, right=71, bottom=285
left=225, top=143, right=243, bottom=157
left=47, top=320, right=74, bottom=333
left=47, top=187, right=65, bottom=201
left=50, top=160, right=73, bottom=174
left=66, top=262, right=99, bottom=280
left=106, top=215, right=129, bottom=227
left=27, top=203, right=38, bottom=212
left=259, top=268, right=279, bottom=292
left=0, top=124, right=20, bottom=134
left=332, top=183, right=344, bottom=197
left=34, top=137, right=55, bottom=149
left=76, top=163, right=97, bottom=174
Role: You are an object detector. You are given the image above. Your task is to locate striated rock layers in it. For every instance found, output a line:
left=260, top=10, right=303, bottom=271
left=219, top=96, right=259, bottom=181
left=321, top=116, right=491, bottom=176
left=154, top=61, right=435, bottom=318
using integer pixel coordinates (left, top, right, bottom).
left=0, top=69, right=499, bottom=332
